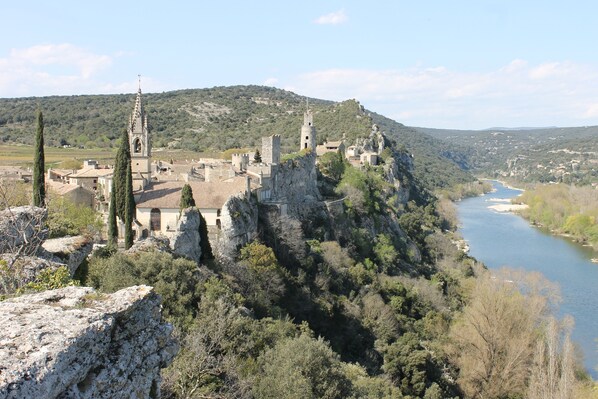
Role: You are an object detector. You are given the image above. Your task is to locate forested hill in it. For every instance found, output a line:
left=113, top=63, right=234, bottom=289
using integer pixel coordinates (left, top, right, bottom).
left=0, top=85, right=473, bottom=189
left=418, top=125, right=598, bottom=185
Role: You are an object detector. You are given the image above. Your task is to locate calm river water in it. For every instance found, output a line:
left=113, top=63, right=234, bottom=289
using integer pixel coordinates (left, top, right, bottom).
left=457, top=181, right=598, bottom=378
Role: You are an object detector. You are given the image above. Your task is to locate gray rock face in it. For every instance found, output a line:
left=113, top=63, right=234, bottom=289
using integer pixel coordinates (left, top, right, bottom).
left=271, top=152, right=320, bottom=204
left=125, top=236, right=172, bottom=255
left=0, top=254, right=64, bottom=287
left=170, top=207, right=202, bottom=263
left=0, top=285, right=177, bottom=399
left=0, top=206, right=47, bottom=256
left=216, top=195, right=259, bottom=260
left=40, top=235, right=93, bottom=276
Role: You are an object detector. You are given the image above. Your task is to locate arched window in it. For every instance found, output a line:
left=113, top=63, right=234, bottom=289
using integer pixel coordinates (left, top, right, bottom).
left=150, top=208, right=161, bottom=231
left=133, top=138, right=142, bottom=153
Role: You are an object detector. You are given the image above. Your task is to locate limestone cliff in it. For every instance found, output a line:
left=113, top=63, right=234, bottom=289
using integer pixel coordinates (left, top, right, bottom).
left=215, top=194, right=259, bottom=260
left=40, top=235, right=93, bottom=276
left=170, top=207, right=202, bottom=263
left=0, top=285, right=177, bottom=399
left=271, top=152, right=320, bottom=204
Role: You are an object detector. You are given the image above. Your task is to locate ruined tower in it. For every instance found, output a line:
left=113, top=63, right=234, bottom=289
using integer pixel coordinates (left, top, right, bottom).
left=262, top=135, right=281, bottom=164
left=129, top=78, right=151, bottom=183
left=300, top=105, right=316, bottom=151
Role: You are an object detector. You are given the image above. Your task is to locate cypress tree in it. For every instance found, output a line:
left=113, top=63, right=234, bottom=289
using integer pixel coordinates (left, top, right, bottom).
left=180, top=184, right=196, bottom=210
left=108, top=188, right=118, bottom=245
left=198, top=211, right=214, bottom=261
left=124, top=160, right=135, bottom=249
left=113, top=129, right=130, bottom=221
left=254, top=148, right=262, bottom=163
left=32, top=110, right=45, bottom=207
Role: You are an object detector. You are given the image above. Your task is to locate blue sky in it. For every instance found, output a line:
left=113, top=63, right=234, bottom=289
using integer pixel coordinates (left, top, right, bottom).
left=2, top=1, right=598, bottom=129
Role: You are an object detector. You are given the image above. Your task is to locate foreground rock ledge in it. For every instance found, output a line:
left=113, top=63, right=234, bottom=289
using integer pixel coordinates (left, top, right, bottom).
left=0, top=285, right=178, bottom=399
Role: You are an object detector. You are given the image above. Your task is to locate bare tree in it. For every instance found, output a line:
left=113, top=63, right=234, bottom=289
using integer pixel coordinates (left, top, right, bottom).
left=0, top=179, right=48, bottom=295
left=449, top=268, right=560, bottom=399
left=528, top=316, right=576, bottom=399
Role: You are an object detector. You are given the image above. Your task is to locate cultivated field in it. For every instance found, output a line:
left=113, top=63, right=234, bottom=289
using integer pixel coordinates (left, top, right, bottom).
left=0, top=145, right=217, bottom=168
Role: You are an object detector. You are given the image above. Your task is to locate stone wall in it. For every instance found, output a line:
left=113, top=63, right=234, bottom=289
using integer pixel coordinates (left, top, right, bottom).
left=0, top=285, right=177, bottom=399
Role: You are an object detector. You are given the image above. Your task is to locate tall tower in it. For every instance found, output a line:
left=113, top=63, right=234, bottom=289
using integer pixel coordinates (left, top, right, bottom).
left=300, top=103, right=316, bottom=151
left=129, top=77, right=151, bottom=181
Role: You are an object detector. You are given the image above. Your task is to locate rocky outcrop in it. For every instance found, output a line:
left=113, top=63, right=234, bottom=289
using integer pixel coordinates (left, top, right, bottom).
left=0, top=285, right=177, bottom=399
left=0, top=206, right=47, bottom=256
left=271, top=152, right=320, bottom=204
left=0, top=254, right=64, bottom=286
left=170, top=207, right=202, bottom=263
left=40, top=235, right=93, bottom=276
left=216, top=194, right=259, bottom=260
left=352, top=124, right=386, bottom=154
left=125, top=236, right=171, bottom=255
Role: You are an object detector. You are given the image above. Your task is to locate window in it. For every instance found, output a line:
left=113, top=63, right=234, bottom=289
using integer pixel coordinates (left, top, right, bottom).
left=150, top=208, right=161, bottom=231
left=133, top=138, right=142, bottom=153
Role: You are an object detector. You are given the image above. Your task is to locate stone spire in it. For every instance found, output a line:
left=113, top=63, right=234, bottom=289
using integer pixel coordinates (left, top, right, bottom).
left=130, top=77, right=145, bottom=135
left=128, top=77, right=151, bottom=183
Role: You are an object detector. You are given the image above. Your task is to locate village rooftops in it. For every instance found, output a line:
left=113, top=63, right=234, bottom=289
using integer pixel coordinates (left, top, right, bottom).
left=70, top=167, right=113, bottom=179
left=135, top=176, right=260, bottom=210
left=47, top=180, right=86, bottom=195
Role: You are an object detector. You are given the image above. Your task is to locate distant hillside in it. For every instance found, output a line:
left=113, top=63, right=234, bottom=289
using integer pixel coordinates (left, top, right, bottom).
left=418, top=126, right=598, bottom=184
left=0, top=85, right=474, bottom=190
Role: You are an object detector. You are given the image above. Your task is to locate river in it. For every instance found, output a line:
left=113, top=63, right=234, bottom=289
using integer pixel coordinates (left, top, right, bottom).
left=457, top=180, right=598, bottom=378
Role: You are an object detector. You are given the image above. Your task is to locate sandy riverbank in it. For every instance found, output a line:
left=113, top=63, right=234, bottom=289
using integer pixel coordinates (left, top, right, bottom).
left=488, top=203, right=529, bottom=212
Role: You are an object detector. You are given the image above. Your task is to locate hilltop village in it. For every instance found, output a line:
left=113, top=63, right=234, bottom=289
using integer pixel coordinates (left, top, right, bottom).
left=34, top=86, right=388, bottom=255
left=2, top=85, right=595, bottom=399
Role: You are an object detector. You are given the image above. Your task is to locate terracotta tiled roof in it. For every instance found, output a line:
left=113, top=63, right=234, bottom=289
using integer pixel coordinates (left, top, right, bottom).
left=70, top=168, right=113, bottom=178
left=136, top=177, right=259, bottom=210
left=47, top=180, right=93, bottom=196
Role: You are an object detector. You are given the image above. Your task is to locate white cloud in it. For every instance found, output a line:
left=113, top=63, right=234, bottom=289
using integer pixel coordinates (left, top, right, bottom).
left=314, top=9, right=348, bottom=25
left=0, top=44, right=131, bottom=97
left=282, top=60, right=598, bottom=129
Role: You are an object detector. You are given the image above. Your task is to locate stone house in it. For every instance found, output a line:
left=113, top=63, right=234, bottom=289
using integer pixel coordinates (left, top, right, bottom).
left=135, top=176, right=256, bottom=237
left=316, top=140, right=346, bottom=157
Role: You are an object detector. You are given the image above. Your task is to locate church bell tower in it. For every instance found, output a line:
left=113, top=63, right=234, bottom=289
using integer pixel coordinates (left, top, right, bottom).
left=129, top=77, right=152, bottom=182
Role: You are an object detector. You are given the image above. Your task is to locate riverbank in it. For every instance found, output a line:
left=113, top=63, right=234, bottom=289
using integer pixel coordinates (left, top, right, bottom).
left=514, top=184, right=598, bottom=252
left=457, top=180, right=598, bottom=379
left=488, top=203, right=529, bottom=212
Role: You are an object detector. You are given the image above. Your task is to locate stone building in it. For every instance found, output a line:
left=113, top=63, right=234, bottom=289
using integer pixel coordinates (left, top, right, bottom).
left=300, top=108, right=316, bottom=151
left=262, top=135, right=281, bottom=164
left=128, top=81, right=152, bottom=188
left=231, top=153, right=249, bottom=171
left=135, top=176, right=256, bottom=237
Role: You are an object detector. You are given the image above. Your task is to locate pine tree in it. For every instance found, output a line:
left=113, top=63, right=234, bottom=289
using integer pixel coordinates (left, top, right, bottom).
left=124, top=160, right=135, bottom=249
left=32, top=110, right=45, bottom=207
left=254, top=149, right=262, bottom=163
left=113, top=129, right=130, bottom=221
left=108, top=189, right=118, bottom=245
left=180, top=184, right=196, bottom=210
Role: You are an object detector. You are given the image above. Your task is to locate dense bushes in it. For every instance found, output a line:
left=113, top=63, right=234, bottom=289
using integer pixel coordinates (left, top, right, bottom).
left=518, top=184, right=598, bottom=248
left=86, top=251, right=204, bottom=329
